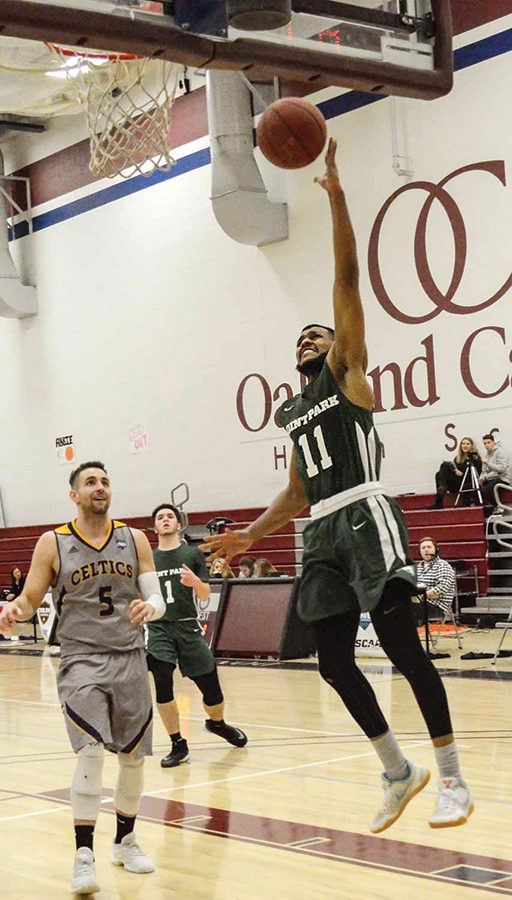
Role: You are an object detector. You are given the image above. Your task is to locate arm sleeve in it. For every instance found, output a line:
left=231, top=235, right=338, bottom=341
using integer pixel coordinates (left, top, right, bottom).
left=137, top=571, right=166, bottom=620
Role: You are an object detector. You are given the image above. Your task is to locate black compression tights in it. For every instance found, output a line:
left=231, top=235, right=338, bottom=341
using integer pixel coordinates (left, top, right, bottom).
left=314, top=580, right=453, bottom=740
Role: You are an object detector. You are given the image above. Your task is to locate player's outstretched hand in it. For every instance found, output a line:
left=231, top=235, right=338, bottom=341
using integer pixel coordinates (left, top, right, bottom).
left=129, top=598, right=154, bottom=627
left=0, top=601, right=25, bottom=637
left=200, top=528, right=252, bottom=563
left=314, top=137, right=339, bottom=193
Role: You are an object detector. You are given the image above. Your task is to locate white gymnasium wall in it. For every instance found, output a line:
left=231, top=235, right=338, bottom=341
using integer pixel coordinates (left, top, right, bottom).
left=1, top=15, right=511, bottom=525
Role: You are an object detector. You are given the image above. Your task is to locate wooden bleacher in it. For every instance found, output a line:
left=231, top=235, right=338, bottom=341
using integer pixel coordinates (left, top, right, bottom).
left=0, top=493, right=487, bottom=602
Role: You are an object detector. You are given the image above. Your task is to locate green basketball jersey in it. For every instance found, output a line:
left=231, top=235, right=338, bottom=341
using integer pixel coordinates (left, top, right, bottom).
left=151, top=543, right=209, bottom=623
left=279, top=360, right=417, bottom=620
left=278, top=361, right=381, bottom=506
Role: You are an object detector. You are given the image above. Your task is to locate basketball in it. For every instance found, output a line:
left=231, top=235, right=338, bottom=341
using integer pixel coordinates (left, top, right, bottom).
left=257, top=97, right=327, bottom=169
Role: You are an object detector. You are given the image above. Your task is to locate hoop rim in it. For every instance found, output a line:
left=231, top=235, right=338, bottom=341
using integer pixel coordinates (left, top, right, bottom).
left=46, top=42, right=141, bottom=62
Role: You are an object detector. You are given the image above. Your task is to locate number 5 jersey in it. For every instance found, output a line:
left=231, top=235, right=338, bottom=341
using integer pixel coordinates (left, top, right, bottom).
left=52, top=520, right=143, bottom=656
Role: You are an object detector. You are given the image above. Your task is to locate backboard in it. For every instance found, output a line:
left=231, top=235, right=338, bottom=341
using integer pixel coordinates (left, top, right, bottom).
left=0, top=1, right=452, bottom=100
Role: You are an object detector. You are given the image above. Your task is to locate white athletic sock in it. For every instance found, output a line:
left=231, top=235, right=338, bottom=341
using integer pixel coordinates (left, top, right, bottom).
left=371, top=730, right=409, bottom=781
left=434, top=741, right=462, bottom=781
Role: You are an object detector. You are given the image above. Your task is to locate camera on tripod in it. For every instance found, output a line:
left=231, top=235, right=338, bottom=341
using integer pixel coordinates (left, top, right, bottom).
left=455, top=454, right=482, bottom=506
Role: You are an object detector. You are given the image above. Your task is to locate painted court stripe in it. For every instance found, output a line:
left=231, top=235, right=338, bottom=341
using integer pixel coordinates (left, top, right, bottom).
left=145, top=747, right=405, bottom=797
left=36, top=789, right=512, bottom=894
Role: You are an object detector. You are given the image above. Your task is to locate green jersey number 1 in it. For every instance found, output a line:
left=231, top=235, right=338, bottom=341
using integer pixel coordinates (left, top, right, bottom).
left=164, top=579, right=175, bottom=604
left=298, top=425, right=333, bottom=478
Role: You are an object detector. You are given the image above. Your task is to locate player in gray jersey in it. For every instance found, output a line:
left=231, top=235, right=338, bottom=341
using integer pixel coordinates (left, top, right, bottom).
left=0, top=461, right=166, bottom=896
left=203, top=140, right=472, bottom=833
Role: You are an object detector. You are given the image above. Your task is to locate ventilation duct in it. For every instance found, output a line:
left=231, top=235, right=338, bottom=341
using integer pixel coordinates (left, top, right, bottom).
left=0, top=152, right=37, bottom=318
left=206, top=70, right=288, bottom=247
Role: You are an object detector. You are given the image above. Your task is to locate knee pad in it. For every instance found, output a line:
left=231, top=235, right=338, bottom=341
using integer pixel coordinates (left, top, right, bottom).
left=147, top=654, right=175, bottom=704
left=71, top=743, right=104, bottom=821
left=192, top=668, right=224, bottom=708
left=115, top=753, right=144, bottom=816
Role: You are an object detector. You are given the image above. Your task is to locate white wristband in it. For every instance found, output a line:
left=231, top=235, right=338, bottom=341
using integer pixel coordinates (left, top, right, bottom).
left=137, top=571, right=166, bottom=621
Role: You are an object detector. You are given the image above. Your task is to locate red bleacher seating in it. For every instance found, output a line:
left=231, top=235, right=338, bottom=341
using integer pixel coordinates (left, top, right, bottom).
left=0, top=493, right=488, bottom=594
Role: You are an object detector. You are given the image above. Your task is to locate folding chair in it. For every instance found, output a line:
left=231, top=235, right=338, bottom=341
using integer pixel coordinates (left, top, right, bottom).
left=431, top=600, right=463, bottom=651
left=492, top=609, right=512, bottom=665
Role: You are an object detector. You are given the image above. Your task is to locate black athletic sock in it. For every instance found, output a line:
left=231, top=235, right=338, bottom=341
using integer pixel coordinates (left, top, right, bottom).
left=75, top=824, right=95, bottom=852
left=170, top=731, right=184, bottom=745
left=207, top=719, right=225, bottom=729
left=115, top=813, right=136, bottom=844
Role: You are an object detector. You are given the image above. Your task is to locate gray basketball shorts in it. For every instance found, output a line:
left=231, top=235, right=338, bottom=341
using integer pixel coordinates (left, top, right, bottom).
left=56, top=648, right=153, bottom=758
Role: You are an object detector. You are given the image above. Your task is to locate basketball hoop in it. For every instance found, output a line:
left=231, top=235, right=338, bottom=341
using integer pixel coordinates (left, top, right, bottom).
left=47, top=44, right=183, bottom=179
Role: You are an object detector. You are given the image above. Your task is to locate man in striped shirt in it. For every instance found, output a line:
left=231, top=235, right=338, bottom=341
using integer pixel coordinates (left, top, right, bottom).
left=416, top=537, right=456, bottom=623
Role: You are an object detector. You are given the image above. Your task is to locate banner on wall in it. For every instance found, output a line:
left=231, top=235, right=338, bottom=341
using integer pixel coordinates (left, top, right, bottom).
left=128, top=424, right=150, bottom=454
left=196, top=586, right=222, bottom=648
left=55, top=434, right=75, bottom=465
left=355, top=613, right=386, bottom=658
left=36, top=592, right=58, bottom=644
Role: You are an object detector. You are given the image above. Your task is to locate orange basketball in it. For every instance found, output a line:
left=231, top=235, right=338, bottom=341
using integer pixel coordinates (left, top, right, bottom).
left=257, top=98, right=327, bottom=170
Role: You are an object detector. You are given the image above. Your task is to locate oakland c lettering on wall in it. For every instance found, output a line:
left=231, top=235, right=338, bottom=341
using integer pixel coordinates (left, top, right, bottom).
left=233, top=159, right=512, bottom=479
left=368, top=160, right=512, bottom=323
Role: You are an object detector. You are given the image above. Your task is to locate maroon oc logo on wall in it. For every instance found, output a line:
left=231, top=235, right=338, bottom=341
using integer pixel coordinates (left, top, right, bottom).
left=368, top=161, right=512, bottom=324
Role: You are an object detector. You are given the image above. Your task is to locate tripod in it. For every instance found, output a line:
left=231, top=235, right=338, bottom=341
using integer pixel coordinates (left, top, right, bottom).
left=455, top=464, right=482, bottom=507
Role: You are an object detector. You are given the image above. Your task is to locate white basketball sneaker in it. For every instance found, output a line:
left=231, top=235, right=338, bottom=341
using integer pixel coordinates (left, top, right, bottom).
left=112, top=833, right=155, bottom=873
left=370, top=762, right=431, bottom=833
left=71, top=847, right=100, bottom=895
left=429, top=777, right=474, bottom=828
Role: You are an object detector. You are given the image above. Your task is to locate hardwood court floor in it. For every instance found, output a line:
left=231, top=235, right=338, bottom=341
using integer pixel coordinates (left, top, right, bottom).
left=0, top=628, right=510, bottom=899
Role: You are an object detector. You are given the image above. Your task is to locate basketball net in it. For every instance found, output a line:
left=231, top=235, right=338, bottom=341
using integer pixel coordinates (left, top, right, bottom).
left=48, top=44, right=183, bottom=179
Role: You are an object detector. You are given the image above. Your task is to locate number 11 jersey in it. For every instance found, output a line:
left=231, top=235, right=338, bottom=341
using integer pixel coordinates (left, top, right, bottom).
left=278, top=361, right=381, bottom=505
left=278, top=361, right=416, bottom=619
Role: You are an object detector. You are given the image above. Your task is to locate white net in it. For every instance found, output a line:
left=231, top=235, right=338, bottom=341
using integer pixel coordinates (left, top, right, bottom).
left=49, top=45, right=183, bottom=179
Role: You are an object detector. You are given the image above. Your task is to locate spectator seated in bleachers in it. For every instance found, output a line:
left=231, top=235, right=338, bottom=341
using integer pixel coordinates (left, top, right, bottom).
left=414, top=537, right=456, bottom=626
left=253, top=558, right=281, bottom=577
left=431, top=437, right=482, bottom=509
left=479, top=433, right=512, bottom=512
left=209, top=557, right=234, bottom=579
left=238, top=556, right=256, bottom=579
left=0, top=566, right=29, bottom=640
left=5, top=566, right=26, bottom=602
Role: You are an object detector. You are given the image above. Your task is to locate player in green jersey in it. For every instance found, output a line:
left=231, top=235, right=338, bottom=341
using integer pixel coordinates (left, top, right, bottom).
left=203, top=139, right=472, bottom=833
left=146, top=503, right=247, bottom=767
